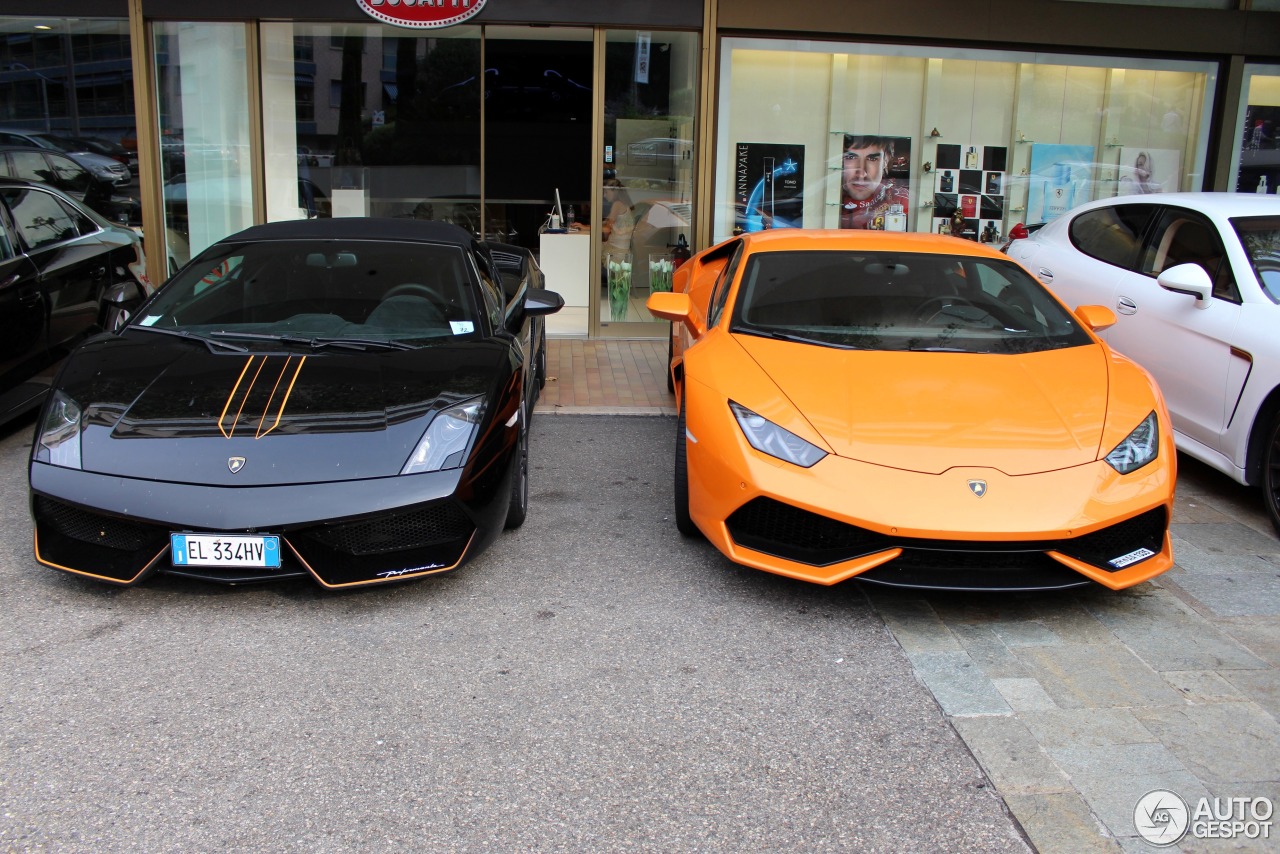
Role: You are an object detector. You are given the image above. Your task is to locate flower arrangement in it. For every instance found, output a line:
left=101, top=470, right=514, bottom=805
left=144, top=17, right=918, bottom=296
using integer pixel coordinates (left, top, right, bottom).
left=649, top=255, right=674, bottom=293
left=607, top=256, right=632, bottom=320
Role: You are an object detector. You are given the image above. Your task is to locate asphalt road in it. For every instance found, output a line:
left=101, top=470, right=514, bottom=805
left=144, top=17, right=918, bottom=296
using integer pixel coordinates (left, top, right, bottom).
left=0, top=414, right=1028, bottom=852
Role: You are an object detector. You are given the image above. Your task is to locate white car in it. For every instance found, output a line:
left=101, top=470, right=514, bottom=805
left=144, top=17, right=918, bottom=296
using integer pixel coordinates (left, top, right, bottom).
left=1005, top=192, right=1280, bottom=534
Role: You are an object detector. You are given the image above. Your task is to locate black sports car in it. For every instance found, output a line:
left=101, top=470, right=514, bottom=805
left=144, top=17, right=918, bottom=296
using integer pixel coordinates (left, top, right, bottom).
left=29, top=218, right=563, bottom=588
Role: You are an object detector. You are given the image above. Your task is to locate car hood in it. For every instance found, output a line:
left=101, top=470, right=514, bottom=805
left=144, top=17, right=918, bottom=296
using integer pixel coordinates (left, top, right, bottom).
left=56, top=333, right=508, bottom=486
left=735, top=335, right=1110, bottom=476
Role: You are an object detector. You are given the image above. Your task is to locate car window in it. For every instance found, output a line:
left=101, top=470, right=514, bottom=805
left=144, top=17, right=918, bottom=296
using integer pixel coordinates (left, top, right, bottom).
left=707, top=240, right=744, bottom=329
left=9, top=150, right=54, bottom=186
left=56, top=197, right=97, bottom=237
left=1140, top=209, right=1238, bottom=302
left=1068, top=204, right=1156, bottom=270
left=136, top=239, right=482, bottom=346
left=48, top=153, right=93, bottom=194
left=471, top=248, right=504, bottom=330
left=730, top=249, right=1092, bottom=355
left=0, top=186, right=80, bottom=250
left=1232, top=215, right=1280, bottom=304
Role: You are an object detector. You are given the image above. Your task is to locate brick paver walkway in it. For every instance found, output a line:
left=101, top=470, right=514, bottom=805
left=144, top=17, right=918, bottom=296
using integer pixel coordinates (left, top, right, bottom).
left=536, top=338, right=675, bottom=414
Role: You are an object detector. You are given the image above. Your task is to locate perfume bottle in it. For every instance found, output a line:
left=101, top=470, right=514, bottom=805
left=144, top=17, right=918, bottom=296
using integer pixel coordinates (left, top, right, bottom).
left=1044, top=162, right=1075, bottom=220
left=985, top=172, right=1001, bottom=195
left=885, top=204, right=906, bottom=232
left=940, top=170, right=954, bottom=193
left=965, top=146, right=978, bottom=169
left=961, top=194, right=978, bottom=218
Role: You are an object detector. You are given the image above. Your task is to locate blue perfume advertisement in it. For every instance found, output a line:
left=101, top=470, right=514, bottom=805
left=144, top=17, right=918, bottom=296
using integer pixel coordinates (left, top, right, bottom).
left=734, top=142, right=805, bottom=232
left=1027, top=144, right=1096, bottom=223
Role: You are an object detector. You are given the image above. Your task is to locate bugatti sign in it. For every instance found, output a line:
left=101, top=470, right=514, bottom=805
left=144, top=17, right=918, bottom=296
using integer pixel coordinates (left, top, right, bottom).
left=358, top=0, right=487, bottom=29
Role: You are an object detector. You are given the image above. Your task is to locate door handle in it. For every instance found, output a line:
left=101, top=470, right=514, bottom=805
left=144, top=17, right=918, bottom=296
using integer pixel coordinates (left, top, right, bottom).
left=0, top=273, right=19, bottom=288
left=1116, top=296, right=1138, bottom=316
left=90, top=266, right=108, bottom=279
left=1036, top=267, right=1053, bottom=284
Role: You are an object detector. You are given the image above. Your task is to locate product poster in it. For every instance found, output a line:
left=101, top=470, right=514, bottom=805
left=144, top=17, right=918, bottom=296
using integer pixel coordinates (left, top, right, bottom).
left=734, top=143, right=805, bottom=232
left=932, top=143, right=1006, bottom=243
left=1027, top=144, right=1097, bottom=223
left=1115, top=147, right=1181, bottom=195
left=837, top=134, right=911, bottom=230
left=1237, top=105, right=1280, bottom=195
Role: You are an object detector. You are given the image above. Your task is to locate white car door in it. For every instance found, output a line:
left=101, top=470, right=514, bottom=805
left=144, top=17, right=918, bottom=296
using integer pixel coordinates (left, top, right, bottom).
left=1106, top=207, right=1244, bottom=453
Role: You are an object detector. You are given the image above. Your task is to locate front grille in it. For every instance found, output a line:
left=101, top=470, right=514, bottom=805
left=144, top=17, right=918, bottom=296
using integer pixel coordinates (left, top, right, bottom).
left=726, top=497, right=892, bottom=566
left=725, top=497, right=1167, bottom=576
left=301, top=503, right=474, bottom=556
left=34, top=495, right=153, bottom=552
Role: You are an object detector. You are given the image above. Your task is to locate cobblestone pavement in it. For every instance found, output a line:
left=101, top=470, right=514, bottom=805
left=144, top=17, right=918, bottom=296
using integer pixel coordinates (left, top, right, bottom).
left=864, top=455, right=1280, bottom=853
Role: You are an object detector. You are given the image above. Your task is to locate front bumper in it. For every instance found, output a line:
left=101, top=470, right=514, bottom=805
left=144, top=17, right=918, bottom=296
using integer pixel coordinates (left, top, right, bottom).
left=685, top=401, right=1176, bottom=591
left=30, top=459, right=512, bottom=588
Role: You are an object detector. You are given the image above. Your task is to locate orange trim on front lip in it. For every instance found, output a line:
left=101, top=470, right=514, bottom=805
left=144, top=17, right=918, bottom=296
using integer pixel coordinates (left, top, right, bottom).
left=283, top=531, right=475, bottom=589
left=1048, top=532, right=1175, bottom=590
left=34, top=529, right=167, bottom=586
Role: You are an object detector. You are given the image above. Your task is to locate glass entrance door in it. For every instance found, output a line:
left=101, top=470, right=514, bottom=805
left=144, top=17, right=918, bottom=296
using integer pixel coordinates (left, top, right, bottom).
left=596, top=30, right=698, bottom=337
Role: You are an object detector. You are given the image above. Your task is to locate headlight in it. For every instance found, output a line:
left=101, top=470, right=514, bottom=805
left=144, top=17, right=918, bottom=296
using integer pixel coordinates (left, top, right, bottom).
left=1105, top=411, right=1158, bottom=474
left=35, top=391, right=84, bottom=469
left=401, top=397, right=486, bottom=474
left=729, top=401, right=827, bottom=468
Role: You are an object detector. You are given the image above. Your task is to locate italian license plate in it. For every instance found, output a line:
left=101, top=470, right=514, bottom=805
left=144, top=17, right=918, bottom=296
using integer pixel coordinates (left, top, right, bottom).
left=170, top=533, right=281, bottom=569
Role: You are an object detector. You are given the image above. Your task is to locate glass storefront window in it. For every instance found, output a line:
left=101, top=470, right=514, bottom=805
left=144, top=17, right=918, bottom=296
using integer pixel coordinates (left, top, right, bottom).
left=716, top=39, right=1215, bottom=244
left=598, top=29, right=697, bottom=332
left=154, top=22, right=253, bottom=274
left=0, top=17, right=138, bottom=227
left=261, top=22, right=481, bottom=235
left=1231, top=64, right=1280, bottom=195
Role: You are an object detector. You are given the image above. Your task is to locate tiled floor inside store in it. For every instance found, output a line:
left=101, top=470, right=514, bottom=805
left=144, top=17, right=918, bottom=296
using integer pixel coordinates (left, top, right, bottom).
left=536, top=337, right=676, bottom=414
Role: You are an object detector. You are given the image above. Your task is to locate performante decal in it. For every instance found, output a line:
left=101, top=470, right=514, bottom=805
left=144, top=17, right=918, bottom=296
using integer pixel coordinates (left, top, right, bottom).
left=218, top=355, right=308, bottom=439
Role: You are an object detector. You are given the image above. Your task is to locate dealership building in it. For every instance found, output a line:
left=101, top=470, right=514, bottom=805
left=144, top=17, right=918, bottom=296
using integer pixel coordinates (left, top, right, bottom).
left=3, top=0, right=1278, bottom=338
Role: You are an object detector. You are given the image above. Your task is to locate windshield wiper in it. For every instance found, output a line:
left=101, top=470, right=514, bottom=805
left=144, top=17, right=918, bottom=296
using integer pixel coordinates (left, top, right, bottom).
left=128, top=325, right=248, bottom=353
left=745, top=329, right=852, bottom=349
left=208, top=331, right=415, bottom=351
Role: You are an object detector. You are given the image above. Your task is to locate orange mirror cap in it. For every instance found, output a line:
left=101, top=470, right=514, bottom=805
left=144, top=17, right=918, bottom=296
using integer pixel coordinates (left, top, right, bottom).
left=646, top=291, right=704, bottom=338
left=1074, top=304, right=1117, bottom=332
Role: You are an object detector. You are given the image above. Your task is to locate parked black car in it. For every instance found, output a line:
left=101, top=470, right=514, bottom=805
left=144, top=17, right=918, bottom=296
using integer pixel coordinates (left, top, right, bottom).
left=0, top=178, right=150, bottom=423
left=29, top=217, right=563, bottom=589
left=484, top=240, right=549, bottom=391
left=0, top=144, right=141, bottom=225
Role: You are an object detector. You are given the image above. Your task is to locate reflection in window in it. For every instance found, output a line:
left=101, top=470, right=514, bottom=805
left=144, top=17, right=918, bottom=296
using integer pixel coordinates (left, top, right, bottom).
left=2, top=187, right=78, bottom=249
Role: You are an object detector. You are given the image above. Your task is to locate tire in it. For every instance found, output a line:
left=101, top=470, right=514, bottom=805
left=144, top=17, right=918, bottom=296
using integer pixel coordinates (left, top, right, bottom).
left=666, top=331, right=675, bottom=394
left=1264, top=411, right=1280, bottom=537
left=504, top=403, right=529, bottom=529
left=674, top=396, right=698, bottom=537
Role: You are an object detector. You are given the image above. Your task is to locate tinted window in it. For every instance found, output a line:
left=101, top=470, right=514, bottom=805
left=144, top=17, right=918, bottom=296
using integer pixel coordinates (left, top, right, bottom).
left=0, top=187, right=79, bottom=250
left=1232, top=215, right=1280, bottom=304
left=135, top=239, right=481, bottom=346
left=1068, top=204, right=1156, bottom=269
left=9, top=151, right=55, bottom=186
left=730, top=250, right=1092, bottom=355
left=1141, top=210, right=1237, bottom=302
left=48, top=153, right=93, bottom=194
left=707, top=240, right=744, bottom=328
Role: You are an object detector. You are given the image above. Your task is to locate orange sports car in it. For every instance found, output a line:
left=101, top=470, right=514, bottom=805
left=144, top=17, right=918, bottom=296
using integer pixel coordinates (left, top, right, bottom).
left=647, top=230, right=1175, bottom=591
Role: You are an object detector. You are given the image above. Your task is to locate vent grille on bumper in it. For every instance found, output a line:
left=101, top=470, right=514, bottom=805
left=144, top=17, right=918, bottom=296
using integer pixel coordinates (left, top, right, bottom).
left=725, top=497, right=1166, bottom=583
left=33, top=495, right=170, bottom=583
left=300, top=503, right=473, bottom=556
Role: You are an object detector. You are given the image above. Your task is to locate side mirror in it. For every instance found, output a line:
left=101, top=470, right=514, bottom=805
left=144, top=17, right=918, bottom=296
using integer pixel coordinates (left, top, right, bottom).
left=1156, top=263, right=1213, bottom=309
left=646, top=291, right=705, bottom=340
left=523, top=288, right=564, bottom=317
left=1074, top=304, right=1117, bottom=332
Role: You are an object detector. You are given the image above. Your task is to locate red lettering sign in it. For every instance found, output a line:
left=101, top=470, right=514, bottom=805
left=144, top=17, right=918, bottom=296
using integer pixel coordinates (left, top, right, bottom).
left=358, top=0, right=487, bottom=29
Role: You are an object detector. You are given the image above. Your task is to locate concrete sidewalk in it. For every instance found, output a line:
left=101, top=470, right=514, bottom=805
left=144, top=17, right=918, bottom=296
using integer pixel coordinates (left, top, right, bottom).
left=865, top=457, right=1280, bottom=852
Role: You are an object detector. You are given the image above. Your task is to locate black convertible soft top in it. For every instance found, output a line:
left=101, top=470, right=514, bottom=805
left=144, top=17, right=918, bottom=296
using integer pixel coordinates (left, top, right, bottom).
left=224, top=217, right=474, bottom=246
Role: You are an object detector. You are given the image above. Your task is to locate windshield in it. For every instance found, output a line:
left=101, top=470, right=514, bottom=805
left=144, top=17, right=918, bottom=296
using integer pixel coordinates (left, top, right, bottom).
left=1232, top=215, right=1280, bottom=304
left=132, top=238, right=481, bottom=347
left=730, top=250, right=1092, bottom=354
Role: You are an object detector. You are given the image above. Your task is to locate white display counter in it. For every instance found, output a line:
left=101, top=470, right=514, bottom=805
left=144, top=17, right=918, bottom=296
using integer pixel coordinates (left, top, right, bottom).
left=539, top=232, right=591, bottom=336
